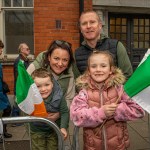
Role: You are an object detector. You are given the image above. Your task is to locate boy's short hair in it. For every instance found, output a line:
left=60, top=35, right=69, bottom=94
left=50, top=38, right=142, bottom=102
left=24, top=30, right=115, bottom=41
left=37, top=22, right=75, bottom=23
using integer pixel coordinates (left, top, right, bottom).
left=31, top=68, right=52, bottom=81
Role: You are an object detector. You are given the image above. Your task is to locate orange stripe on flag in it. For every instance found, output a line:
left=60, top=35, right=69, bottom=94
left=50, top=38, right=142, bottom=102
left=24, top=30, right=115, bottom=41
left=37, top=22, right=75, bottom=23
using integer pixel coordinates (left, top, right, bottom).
left=31, top=101, right=48, bottom=117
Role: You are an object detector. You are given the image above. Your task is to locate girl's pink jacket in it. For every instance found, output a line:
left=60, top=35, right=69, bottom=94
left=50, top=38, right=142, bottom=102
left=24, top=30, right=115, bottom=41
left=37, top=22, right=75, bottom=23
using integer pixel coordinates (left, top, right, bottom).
left=70, top=68, right=145, bottom=150
left=70, top=88, right=145, bottom=128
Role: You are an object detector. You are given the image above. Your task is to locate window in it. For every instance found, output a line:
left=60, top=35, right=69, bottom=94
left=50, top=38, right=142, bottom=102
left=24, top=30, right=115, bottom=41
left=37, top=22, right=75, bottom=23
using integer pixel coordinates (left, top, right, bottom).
left=1, top=0, right=34, bottom=55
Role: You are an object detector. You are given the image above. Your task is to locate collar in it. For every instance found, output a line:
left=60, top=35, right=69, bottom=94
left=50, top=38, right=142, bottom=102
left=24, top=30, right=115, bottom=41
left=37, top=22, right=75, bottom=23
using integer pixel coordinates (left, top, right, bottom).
left=19, top=53, right=29, bottom=62
left=81, top=33, right=109, bottom=49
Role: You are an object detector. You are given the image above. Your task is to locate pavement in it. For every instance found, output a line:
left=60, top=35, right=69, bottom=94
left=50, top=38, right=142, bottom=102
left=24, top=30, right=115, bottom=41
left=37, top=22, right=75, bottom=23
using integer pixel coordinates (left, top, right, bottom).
left=0, top=95, right=150, bottom=150
left=0, top=113, right=149, bottom=150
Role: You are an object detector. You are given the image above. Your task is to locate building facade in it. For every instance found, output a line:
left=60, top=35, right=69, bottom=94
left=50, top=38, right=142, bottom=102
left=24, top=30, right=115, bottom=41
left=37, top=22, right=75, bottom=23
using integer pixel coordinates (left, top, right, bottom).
left=93, top=0, right=150, bottom=70
left=0, top=0, right=150, bottom=93
left=0, top=0, right=92, bottom=93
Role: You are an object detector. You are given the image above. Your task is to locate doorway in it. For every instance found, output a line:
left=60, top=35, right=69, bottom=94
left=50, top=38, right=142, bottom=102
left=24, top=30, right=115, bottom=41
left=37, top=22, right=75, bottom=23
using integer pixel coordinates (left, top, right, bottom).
left=108, top=13, right=150, bottom=70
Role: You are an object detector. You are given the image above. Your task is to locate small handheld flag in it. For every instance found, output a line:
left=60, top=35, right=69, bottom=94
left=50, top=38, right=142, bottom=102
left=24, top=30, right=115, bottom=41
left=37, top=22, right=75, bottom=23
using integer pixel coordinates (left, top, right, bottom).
left=124, top=49, right=150, bottom=113
left=16, top=61, right=48, bottom=117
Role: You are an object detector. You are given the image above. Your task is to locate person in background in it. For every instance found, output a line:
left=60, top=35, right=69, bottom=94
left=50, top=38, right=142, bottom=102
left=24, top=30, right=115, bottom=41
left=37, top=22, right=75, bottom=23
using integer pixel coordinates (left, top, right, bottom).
left=70, top=51, right=145, bottom=150
left=0, top=40, right=12, bottom=139
left=75, top=10, right=133, bottom=79
left=30, top=68, right=69, bottom=150
left=12, top=43, right=30, bottom=125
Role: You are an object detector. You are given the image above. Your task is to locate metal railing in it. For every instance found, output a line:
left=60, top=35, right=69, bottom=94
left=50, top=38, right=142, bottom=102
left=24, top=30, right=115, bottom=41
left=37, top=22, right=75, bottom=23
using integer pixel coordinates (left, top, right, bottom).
left=71, top=126, right=79, bottom=150
left=0, top=116, right=65, bottom=150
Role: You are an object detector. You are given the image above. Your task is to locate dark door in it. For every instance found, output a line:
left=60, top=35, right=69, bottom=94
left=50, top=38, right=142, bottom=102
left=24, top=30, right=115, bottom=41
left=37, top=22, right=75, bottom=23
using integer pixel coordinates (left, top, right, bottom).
left=108, top=13, right=150, bottom=70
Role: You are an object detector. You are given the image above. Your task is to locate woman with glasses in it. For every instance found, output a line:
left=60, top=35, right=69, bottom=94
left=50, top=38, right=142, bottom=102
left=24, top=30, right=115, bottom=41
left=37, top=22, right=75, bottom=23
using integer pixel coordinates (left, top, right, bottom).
left=27, top=40, right=80, bottom=107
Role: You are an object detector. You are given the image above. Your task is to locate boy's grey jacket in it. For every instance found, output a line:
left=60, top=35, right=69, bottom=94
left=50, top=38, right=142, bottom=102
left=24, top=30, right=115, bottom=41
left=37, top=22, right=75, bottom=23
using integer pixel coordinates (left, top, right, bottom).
left=44, top=76, right=63, bottom=112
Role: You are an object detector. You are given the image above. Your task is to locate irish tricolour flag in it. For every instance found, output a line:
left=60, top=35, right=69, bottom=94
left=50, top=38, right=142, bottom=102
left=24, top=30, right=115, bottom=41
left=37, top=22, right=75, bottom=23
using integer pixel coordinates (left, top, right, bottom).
left=16, top=61, right=48, bottom=117
left=124, top=49, right=150, bottom=113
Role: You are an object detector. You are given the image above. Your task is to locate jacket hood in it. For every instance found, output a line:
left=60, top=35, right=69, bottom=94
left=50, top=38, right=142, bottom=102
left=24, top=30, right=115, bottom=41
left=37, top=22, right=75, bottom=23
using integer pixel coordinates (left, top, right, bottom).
left=76, top=68, right=126, bottom=91
left=102, top=68, right=126, bottom=89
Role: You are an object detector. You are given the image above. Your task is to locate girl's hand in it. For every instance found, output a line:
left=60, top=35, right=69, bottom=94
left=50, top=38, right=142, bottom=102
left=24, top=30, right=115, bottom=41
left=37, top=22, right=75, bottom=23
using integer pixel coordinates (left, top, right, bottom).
left=102, top=103, right=118, bottom=117
left=60, top=128, right=68, bottom=140
left=47, top=112, right=60, bottom=122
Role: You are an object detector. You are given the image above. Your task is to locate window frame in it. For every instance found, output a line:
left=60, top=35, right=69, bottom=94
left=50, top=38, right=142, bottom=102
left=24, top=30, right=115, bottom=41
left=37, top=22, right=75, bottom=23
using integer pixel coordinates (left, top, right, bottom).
left=0, top=0, right=34, bottom=59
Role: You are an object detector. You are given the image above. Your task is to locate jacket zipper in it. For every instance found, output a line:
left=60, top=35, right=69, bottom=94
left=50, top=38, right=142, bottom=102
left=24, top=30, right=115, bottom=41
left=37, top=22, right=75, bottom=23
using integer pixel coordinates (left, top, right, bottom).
left=100, top=90, right=107, bottom=150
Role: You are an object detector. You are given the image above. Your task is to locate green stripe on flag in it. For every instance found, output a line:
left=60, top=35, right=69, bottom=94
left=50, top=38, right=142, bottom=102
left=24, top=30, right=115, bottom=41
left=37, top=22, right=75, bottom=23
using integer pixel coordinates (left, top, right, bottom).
left=16, top=61, right=34, bottom=104
left=124, top=55, right=150, bottom=97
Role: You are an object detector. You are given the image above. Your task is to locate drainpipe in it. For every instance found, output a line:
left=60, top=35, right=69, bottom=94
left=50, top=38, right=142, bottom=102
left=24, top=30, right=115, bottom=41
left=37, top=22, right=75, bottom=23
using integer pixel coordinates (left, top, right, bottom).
left=79, top=0, right=84, bottom=45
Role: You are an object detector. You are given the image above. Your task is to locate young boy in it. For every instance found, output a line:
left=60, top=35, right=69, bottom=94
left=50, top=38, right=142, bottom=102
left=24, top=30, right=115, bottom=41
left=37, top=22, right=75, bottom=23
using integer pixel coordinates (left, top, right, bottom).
left=30, top=68, right=69, bottom=150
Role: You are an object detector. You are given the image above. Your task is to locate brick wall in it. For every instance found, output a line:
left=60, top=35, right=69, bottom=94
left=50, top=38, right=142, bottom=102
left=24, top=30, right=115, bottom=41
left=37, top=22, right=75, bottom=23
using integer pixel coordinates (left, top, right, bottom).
left=84, top=0, right=93, bottom=11
left=2, top=64, right=14, bottom=94
left=34, top=0, right=79, bottom=55
left=3, top=0, right=92, bottom=94
left=34, top=0, right=92, bottom=55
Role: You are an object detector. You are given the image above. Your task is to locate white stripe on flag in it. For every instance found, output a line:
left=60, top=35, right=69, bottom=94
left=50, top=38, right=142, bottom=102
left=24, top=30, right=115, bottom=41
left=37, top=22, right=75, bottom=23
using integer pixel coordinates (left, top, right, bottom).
left=132, top=86, right=150, bottom=114
left=31, top=83, right=43, bottom=104
left=139, top=48, right=150, bottom=66
left=18, top=83, right=43, bottom=115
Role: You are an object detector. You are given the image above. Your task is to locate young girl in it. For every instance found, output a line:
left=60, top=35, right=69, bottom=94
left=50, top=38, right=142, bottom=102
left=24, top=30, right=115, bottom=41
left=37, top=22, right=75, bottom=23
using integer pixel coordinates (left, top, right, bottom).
left=70, top=51, right=145, bottom=150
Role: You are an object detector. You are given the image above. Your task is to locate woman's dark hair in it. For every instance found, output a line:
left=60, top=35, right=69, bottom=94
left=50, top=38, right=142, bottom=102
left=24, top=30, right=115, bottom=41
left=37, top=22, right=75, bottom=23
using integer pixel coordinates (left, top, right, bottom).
left=0, top=40, right=4, bottom=48
left=42, top=40, right=74, bottom=74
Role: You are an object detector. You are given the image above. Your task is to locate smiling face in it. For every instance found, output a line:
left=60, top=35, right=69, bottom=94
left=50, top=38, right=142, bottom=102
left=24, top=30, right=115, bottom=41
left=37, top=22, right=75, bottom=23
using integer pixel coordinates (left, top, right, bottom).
left=88, top=53, right=112, bottom=83
left=48, top=48, right=70, bottom=75
left=34, top=76, right=53, bottom=99
left=20, top=43, right=30, bottom=57
left=80, top=12, right=102, bottom=41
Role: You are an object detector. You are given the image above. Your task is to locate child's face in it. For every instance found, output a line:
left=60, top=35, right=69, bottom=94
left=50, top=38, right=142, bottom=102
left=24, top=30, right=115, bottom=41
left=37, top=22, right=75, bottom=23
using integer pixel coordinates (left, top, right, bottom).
left=88, top=54, right=112, bottom=83
left=34, top=76, right=53, bottom=99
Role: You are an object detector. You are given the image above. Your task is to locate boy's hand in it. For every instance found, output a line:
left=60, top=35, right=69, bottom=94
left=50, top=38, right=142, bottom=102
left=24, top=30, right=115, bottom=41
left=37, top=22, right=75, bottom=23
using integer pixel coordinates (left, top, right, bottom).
left=60, top=128, right=68, bottom=140
left=47, top=112, right=60, bottom=122
left=102, top=103, right=118, bottom=117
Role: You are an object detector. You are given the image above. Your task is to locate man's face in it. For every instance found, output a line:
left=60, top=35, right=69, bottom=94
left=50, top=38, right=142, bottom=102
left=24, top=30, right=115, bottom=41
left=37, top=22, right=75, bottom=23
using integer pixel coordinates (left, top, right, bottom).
left=21, top=44, right=30, bottom=56
left=80, top=12, right=102, bottom=41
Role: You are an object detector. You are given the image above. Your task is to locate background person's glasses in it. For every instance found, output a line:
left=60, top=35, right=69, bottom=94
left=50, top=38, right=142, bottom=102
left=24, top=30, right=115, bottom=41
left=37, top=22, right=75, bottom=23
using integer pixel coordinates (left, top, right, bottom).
left=54, top=40, right=72, bottom=49
left=23, top=48, right=30, bottom=51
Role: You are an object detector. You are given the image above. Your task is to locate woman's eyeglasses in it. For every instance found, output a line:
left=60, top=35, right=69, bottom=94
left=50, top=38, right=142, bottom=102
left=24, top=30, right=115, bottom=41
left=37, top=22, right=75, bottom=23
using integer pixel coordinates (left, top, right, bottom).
left=54, top=40, right=72, bottom=49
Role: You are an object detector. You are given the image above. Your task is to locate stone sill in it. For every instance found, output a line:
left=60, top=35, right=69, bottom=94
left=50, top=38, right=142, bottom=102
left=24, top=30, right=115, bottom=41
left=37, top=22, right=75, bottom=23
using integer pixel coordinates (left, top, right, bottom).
left=0, top=59, right=34, bottom=66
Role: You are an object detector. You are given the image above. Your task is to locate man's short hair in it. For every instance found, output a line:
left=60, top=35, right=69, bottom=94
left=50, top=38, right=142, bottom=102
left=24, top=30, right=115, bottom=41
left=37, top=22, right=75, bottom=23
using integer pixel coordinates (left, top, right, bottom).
left=18, top=43, right=27, bottom=53
left=79, top=10, right=102, bottom=26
